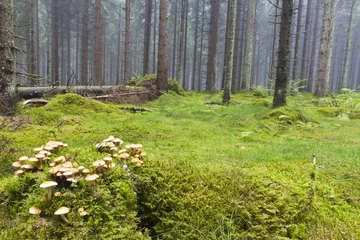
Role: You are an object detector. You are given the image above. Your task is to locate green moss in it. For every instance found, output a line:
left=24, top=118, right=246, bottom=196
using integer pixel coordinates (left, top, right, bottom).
left=168, top=79, right=185, bottom=96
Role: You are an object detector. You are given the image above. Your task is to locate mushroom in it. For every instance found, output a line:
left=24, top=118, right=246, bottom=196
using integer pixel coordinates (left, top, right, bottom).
left=103, top=156, right=113, bottom=167
left=14, top=169, right=24, bottom=176
left=103, top=136, right=115, bottom=143
left=85, top=174, right=99, bottom=186
left=40, top=181, right=58, bottom=201
left=33, top=147, right=43, bottom=153
left=113, top=138, right=123, bottom=146
left=82, top=168, right=90, bottom=174
left=54, top=191, right=62, bottom=197
left=29, top=157, right=40, bottom=168
left=93, top=160, right=106, bottom=174
left=21, top=164, right=34, bottom=171
left=29, top=207, right=41, bottom=215
left=12, top=161, right=22, bottom=168
left=54, top=207, right=71, bottom=225
left=18, top=156, right=29, bottom=164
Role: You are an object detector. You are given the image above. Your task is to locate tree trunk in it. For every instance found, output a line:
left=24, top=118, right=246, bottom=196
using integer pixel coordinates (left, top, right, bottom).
left=231, top=0, right=242, bottom=94
left=143, top=0, right=153, bottom=76
left=221, top=0, right=231, bottom=89
left=176, top=0, right=185, bottom=85
left=66, top=0, right=71, bottom=85
left=222, top=0, right=236, bottom=104
left=35, top=0, right=40, bottom=77
left=30, top=0, right=37, bottom=83
left=191, top=0, right=200, bottom=90
left=171, top=1, right=178, bottom=79
left=205, top=0, right=220, bottom=93
left=153, top=0, right=157, bottom=73
left=116, top=7, right=121, bottom=85
left=340, top=0, right=356, bottom=89
left=81, top=0, right=89, bottom=85
left=0, top=0, right=16, bottom=101
left=300, top=0, right=312, bottom=83
left=52, top=0, right=59, bottom=86
left=272, top=0, right=293, bottom=108
left=182, top=0, right=189, bottom=89
left=241, top=0, right=256, bottom=92
left=315, top=0, right=338, bottom=97
left=269, top=0, right=280, bottom=82
left=156, top=0, right=168, bottom=92
left=307, top=1, right=321, bottom=92
left=46, top=0, right=51, bottom=85
left=124, top=0, right=131, bottom=84
left=94, top=0, right=102, bottom=85
left=292, top=0, right=303, bottom=81
left=197, top=0, right=205, bottom=91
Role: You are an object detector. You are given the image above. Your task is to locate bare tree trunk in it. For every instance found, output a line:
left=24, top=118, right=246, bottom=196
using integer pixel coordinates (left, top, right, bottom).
left=205, top=0, right=220, bottom=93
left=35, top=0, right=40, bottom=77
left=315, top=0, right=338, bottom=97
left=223, top=0, right=236, bottom=104
left=273, top=0, right=293, bottom=108
left=66, top=0, right=71, bottom=85
left=176, top=0, right=185, bottom=85
left=182, top=0, right=189, bottom=89
left=0, top=0, right=16, bottom=99
left=46, top=0, right=51, bottom=85
left=143, top=0, right=153, bottom=76
left=221, top=1, right=231, bottom=89
left=30, top=0, right=37, bottom=83
left=94, top=0, right=102, bottom=85
left=116, top=7, right=121, bottom=85
left=52, top=0, right=59, bottom=86
left=156, top=0, right=168, bottom=92
left=307, top=1, right=321, bottom=92
left=341, top=0, right=356, bottom=89
left=81, top=0, right=89, bottom=85
left=231, top=0, right=242, bottom=94
left=102, top=19, right=107, bottom=83
left=300, top=0, right=312, bottom=83
left=292, top=0, right=303, bottom=81
left=197, top=0, right=205, bottom=91
left=241, top=0, right=256, bottom=92
left=191, top=0, right=200, bottom=90
left=171, top=1, right=178, bottom=79
left=270, top=0, right=280, bottom=82
left=153, top=0, right=157, bottom=73
left=124, top=0, right=131, bottom=84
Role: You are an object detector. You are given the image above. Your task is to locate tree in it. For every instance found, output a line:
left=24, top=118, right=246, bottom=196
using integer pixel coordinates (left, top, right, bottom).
left=241, top=0, right=256, bottom=92
left=341, top=0, right=356, bottom=89
left=94, top=0, right=102, bottom=85
left=273, top=0, right=293, bottom=108
left=191, top=0, right=200, bottom=90
left=291, top=0, right=303, bottom=80
left=81, top=0, right=89, bottom=85
left=205, top=0, right=220, bottom=93
left=270, top=0, right=280, bottom=81
left=300, top=0, right=312, bottom=80
left=143, top=0, right=153, bottom=76
left=315, top=0, right=338, bottom=97
left=156, top=0, right=168, bottom=92
left=223, top=0, right=236, bottom=104
left=231, top=0, right=243, bottom=94
left=176, top=0, right=185, bottom=85
left=124, top=0, right=131, bottom=84
left=0, top=0, right=16, bottom=103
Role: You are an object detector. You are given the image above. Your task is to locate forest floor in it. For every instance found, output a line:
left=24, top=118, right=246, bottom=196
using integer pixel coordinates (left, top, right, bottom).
left=0, top=90, right=360, bottom=239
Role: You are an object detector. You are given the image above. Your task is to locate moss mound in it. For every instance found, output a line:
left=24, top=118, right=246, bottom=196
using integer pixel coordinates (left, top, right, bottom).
left=263, top=107, right=311, bottom=123
left=168, top=79, right=185, bottom=96
left=43, top=93, right=116, bottom=115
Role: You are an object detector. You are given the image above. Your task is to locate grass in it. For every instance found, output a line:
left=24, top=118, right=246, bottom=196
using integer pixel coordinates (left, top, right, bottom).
left=1, top=91, right=360, bottom=239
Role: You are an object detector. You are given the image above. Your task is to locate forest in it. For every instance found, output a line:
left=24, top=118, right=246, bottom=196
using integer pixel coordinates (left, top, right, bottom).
left=0, top=0, right=360, bottom=239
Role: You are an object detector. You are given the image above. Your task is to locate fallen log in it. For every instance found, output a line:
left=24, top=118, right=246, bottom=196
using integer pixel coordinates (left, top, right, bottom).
left=119, top=106, right=152, bottom=113
left=23, top=99, right=49, bottom=106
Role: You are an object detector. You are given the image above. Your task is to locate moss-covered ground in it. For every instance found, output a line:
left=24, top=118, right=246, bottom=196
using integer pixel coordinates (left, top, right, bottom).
left=0, top=91, right=360, bottom=239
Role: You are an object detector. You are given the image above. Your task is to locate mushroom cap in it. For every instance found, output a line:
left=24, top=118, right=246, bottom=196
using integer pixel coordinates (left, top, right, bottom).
left=21, top=164, right=34, bottom=170
left=82, top=168, right=90, bottom=174
left=40, top=181, right=58, bottom=188
left=103, top=156, right=112, bottom=162
left=55, top=207, right=70, bottom=215
left=15, top=170, right=24, bottom=175
left=33, top=147, right=43, bottom=152
left=18, top=156, right=29, bottom=162
left=59, top=167, right=71, bottom=172
left=39, top=150, right=51, bottom=156
left=62, top=161, right=73, bottom=168
left=119, top=153, right=130, bottom=159
left=66, top=178, right=77, bottom=183
left=103, top=136, right=115, bottom=143
left=78, top=166, right=85, bottom=170
left=12, top=161, right=22, bottom=168
left=35, top=153, right=45, bottom=160
left=108, top=162, right=116, bottom=168
left=93, top=160, right=105, bottom=167
left=29, top=207, right=41, bottom=215
left=49, top=166, right=59, bottom=175
left=85, top=174, right=99, bottom=181
left=54, top=191, right=62, bottom=197
left=49, top=162, right=56, bottom=167
left=54, top=156, right=66, bottom=163
left=113, top=138, right=123, bottom=144
left=28, top=157, right=39, bottom=163
left=63, top=171, right=73, bottom=177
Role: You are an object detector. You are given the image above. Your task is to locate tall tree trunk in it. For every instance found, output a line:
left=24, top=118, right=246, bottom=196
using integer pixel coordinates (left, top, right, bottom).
left=171, top=1, right=178, bottom=79
left=46, top=0, right=51, bottom=85
left=143, top=0, right=153, bottom=76
left=307, top=1, right=321, bottom=91
left=35, top=0, right=40, bottom=77
left=221, top=1, right=231, bottom=89
left=238, top=4, right=246, bottom=90
left=124, top=0, right=131, bottom=84
left=300, top=0, right=312, bottom=82
left=81, top=0, right=89, bottom=85
left=270, top=0, right=280, bottom=81
left=231, top=0, right=242, bottom=94
left=66, top=0, right=71, bottom=85
left=52, top=0, right=59, bottom=86
left=315, top=0, right=338, bottom=97
left=153, top=0, right=157, bottom=73
left=26, top=1, right=31, bottom=84
left=176, top=0, right=185, bottom=85
left=102, top=19, right=107, bottom=83
left=340, top=0, right=356, bottom=89
left=116, top=7, right=121, bottom=85
left=0, top=0, right=16, bottom=101
left=30, top=0, right=37, bottom=83
left=94, top=0, right=102, bottom=85
left=182, top=0, right=189, bottom=89
left=292, top=0, right=303, bottom=80
left=241, top=0, right=256, bottom=92
left=223, top=0, right=236, bottom=104
left=156, top=0, right=168, bottom=92
left=273, top=0, right=293, bottom=108
left=205, top=0, right=220, bottom=93
left=191, top=0, right=200, bottom=90
left=197, top=0, right=205, bottom=91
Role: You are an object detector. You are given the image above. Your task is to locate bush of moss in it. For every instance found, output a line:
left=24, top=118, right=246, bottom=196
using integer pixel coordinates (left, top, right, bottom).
left=168, top=79, right=185, bottom=96
left=135, top=160, right=315, bottom=239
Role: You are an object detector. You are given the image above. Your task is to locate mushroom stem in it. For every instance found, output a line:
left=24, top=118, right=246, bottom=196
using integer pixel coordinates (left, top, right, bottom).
left=60, top=214, right=72, bottom=225
left=47, top=188, right=52, bottom=201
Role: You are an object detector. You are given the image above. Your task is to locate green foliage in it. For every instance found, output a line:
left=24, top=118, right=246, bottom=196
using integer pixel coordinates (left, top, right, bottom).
left=168, top=79, right=185, bottom=96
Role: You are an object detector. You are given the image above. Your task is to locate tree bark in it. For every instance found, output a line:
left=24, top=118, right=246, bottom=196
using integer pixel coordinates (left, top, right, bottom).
left=340, top=0, right=356, bottom=89
left=191, top=0, right=200, bottom=90
left=272, top=0, right=293, bottom=108
left=116, top=6, right=121, bottom=85
left=205, top=0, right=220, bottom=93
left=171, top=1, right=178, bottom=79
left=81, top=0, right=89, bottom=85
left=143, top=0, right=153, bottom=76
left=124, top=0, right=131, bottom=84
left=300, top=0, right=312, bottom=82
left=269, top=0, right=280, bottom=82
left=52, top=0, right=59, bottom=86
left=197, top=0, right=205, bottom=91
left=156, top=0, right=168, bottom=92
left=292, top=0, right=303, bottom=80
left=176, top=0, right=185, bottom=85
left=231, top=0, right=242, bottom=94
left=223, top=0, right=236, bottom=104
left=0, top=0, right=16, bottom=100
left=315, top=0, right=338, bottom=97
left=94, top=0, right=102, bottom=85
left=241, top=0, right=256, bottom=92
left=182, top=0, right=189, bottom=89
